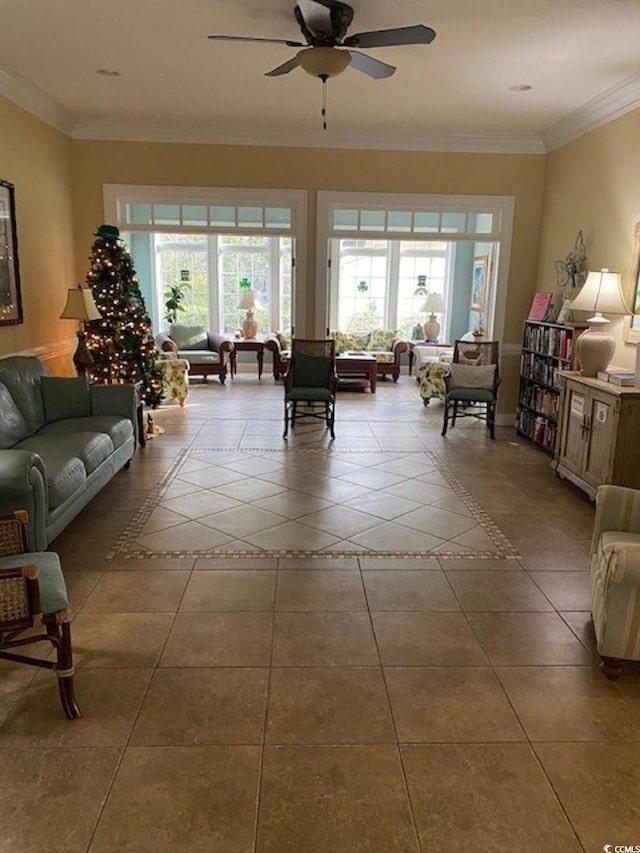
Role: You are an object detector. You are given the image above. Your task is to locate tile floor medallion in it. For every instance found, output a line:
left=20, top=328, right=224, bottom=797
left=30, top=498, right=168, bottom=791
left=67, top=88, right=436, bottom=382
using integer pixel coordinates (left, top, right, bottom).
left=110, top=447, right=519, bottom=560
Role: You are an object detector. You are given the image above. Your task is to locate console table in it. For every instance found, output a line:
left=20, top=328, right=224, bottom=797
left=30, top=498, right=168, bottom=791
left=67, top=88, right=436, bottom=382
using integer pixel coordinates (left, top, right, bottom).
left=230, top=338, right=265, bottom=380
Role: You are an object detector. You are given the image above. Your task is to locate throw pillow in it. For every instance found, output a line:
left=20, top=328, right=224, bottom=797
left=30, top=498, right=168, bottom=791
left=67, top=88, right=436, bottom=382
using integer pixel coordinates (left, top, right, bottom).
left=448, top=363, right=496, bottom=390
left=170, top=324, right=208, bottom=350
left=275, top=331, right=291, bottom=350
left=0, top=381, right=30, bottom=448
left=41, top=376, right=91, bottom=423
left=369, top=329, right=398, bottom=351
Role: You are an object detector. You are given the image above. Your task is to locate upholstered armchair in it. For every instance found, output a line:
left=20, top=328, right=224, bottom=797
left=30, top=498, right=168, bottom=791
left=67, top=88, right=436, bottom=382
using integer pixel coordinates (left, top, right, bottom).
left=156, top=324, right=234, bottom=384
left=0, top=510, right=80, bottom=718
left=264, top=332, right=291, bottom=380
left=590, top=484, right=640, bottom=679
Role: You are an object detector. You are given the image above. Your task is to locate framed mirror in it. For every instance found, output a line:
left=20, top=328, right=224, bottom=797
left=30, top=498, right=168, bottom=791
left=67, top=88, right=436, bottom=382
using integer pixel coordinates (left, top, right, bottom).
left=0, top=179, right=23, bottom=326
left=623, top=220, right=640, bottom=343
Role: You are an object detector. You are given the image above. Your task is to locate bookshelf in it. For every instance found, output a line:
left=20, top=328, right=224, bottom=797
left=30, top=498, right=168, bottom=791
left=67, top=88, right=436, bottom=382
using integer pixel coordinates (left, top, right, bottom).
left=516, top=320, right=586, bottom=453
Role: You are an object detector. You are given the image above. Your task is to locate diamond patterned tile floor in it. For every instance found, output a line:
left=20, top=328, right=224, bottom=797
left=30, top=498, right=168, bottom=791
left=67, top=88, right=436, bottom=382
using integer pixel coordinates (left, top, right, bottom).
left=6, top=376, right=633, bottom=853
left=111, top=447, right=519, bottom=559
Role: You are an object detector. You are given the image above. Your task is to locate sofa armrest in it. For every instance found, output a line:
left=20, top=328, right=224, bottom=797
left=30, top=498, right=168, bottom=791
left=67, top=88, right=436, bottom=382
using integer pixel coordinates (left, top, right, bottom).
left=264, top=335, right=282, bottom=356
left=156, top=332, right=178, bottom=354
left=0, top=450, right=48, bottom=550
left=591, top=485, right=640, bottom=555
left=206, top=333, right=234, bottom=355
left=90, top=384, right=137, bottom=424
left=391, top=340, right=409, bottom=357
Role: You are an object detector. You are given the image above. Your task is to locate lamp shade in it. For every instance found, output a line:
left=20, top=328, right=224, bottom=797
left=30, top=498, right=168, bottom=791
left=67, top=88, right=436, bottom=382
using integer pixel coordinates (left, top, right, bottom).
left=421, top=292, right=445, bottom=314
left=570, top=269, right=631, bottom=316
left=238, top=290, right=256, bottom=311
left=297, top=47, right=351, bottom=79
left=60, top=287, right=101, bottom=321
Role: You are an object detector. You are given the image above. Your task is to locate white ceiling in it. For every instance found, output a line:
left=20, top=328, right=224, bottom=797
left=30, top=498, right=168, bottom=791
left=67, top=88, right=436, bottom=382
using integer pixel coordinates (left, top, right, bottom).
left=1, top=0, right=640, bottom=152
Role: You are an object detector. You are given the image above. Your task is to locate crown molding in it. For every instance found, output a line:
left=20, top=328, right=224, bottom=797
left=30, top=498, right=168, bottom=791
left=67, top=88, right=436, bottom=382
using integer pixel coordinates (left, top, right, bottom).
left=71, top=117, right=545, bottom=155
left=0, top=65, right=75, bottom=136
left=542, top=69, right=640, bottom=152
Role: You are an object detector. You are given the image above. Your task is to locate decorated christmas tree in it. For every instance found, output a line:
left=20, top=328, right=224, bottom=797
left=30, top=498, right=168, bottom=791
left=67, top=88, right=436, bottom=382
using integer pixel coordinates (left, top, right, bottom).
left=84, top=224, right=163, bottom=407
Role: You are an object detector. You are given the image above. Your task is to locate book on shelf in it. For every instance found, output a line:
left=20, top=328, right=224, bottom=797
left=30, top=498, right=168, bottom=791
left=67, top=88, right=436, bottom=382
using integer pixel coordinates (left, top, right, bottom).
left=527, top=292, right=554, bottom=321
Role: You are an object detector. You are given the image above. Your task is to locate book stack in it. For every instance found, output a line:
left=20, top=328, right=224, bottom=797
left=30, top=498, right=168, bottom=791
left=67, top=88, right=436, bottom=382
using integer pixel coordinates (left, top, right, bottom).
left=596, top=366, right=636, bottom=386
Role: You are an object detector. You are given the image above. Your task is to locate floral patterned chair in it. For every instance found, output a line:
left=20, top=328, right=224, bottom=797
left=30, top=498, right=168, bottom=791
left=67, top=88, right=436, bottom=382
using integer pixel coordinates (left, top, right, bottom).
left=155, top=353, right=190, bottom=407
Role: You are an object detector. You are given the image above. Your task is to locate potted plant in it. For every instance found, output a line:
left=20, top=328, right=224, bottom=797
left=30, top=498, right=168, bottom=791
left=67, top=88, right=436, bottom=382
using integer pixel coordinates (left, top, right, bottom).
left=163, top=283, right=189, bottom=325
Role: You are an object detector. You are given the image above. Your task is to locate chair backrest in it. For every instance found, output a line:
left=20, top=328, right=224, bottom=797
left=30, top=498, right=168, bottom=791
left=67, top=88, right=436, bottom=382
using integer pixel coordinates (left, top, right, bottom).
left=291, top=339, right=336, bottom=359
left=289, top=339, right=336, bottom=388
left=453, top=340, right=500, bottom=373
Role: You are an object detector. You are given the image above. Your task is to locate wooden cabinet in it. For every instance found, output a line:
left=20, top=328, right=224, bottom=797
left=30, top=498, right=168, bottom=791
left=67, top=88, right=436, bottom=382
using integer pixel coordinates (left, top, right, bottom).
left=553, top=372, right=640, bottom=499
left=516, top=320, right=586, bottom=453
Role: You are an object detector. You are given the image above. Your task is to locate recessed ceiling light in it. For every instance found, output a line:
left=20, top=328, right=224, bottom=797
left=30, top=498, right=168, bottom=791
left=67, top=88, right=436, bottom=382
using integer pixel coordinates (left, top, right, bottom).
left=510, top=84, right=532, bottom=92
left=96, top=68, right=121, bottom=77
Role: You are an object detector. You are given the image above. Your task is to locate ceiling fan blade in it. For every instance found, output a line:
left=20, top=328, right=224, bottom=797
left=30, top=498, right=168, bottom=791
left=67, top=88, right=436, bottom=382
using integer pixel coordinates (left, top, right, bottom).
left=295, top=0, right=353, bottom=44
left=208, top=35, right=304, bottom=47
left=344, top=24, right=436, bottom=49
left=348, top=51, right=395, bottom=79
left=265, top=56, right=302, bottom=77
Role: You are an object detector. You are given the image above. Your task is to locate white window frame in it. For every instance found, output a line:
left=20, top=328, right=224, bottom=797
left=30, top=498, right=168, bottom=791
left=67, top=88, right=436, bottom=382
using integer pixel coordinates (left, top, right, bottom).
left=316, top=191, right=515, bottom=341
left=103, top=184, right=307, bottom=334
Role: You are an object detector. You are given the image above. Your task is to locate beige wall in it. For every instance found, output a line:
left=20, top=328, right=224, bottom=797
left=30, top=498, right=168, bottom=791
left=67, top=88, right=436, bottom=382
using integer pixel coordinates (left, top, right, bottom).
left=0, top=96, right=75, bottom=373
left=70, top=141, right=546, bottom=342
left=537, top=108, right=640, bottom=370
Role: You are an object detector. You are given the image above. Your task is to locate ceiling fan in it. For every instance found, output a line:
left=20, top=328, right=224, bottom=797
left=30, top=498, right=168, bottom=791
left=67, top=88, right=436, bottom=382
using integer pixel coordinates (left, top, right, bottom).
left=208, top=0, right=436, bottom=82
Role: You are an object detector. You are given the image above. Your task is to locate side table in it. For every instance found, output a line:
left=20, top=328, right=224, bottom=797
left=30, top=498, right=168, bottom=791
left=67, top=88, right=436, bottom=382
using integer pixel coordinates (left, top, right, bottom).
left=230, top=338, right=265, bottom=380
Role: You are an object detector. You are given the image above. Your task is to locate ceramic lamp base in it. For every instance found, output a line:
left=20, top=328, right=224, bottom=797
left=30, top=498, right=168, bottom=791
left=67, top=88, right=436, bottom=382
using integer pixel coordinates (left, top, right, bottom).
left=576, top=316, right=615, bottom=377
left=424, top=315, right=441, bottom=342
left=242, top=311, right=258, bottom=340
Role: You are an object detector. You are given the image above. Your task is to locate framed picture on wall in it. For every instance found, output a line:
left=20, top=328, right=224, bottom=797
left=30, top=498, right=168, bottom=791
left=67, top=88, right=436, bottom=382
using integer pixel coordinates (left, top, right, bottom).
left=623, top=220, right=640, bottom=343
left=470, top=255, right=488, bottom=311
left=0, top=179, right=23, bottom=326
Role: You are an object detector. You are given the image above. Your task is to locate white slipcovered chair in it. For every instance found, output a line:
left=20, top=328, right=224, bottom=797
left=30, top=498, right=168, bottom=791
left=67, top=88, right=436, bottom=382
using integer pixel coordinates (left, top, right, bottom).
left=589, top=484, right=640, bottom=679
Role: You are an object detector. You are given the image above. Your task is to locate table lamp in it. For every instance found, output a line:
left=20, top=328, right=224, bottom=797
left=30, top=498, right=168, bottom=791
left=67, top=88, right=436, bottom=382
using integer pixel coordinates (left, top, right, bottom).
left=238, top=289, right=258, bottom=339
left=60, top=285, right=101, bottom=377
left=422, top=292, right=445, bottom=341
left=569, top=268, right=631, bottom=376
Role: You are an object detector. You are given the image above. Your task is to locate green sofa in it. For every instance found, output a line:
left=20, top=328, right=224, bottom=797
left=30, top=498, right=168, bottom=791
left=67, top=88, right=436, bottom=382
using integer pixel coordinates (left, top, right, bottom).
left=0, top=356, right=137, bottom=550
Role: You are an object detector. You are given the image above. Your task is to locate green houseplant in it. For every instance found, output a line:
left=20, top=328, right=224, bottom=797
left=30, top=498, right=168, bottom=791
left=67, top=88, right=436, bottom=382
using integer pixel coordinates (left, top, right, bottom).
left=163, top=284, right=189, bottom=325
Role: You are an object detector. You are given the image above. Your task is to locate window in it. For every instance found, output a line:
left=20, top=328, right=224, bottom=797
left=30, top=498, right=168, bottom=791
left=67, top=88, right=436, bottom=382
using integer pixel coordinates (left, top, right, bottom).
left=104, top=185, right=306, bottom=336
left=317, top=191, right=515, bottom=343
left=333, top=239, right=451, bottom=337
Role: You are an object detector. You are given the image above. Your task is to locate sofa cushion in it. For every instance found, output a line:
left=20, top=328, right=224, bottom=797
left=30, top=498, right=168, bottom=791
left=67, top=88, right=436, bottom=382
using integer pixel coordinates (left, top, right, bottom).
left=371, top=351, right=395, bottom=364
left=38, top=416, right=133, bottom=450
left=170, top=324, right=208, bottom=350
left=41, top=376, right=91, bottom=423
left=334, top=331, right=371, bottom=353
left=0, top=355, right=46, bottom=435
left=275, top=331, right=291, bottom=350
left=9, top=443, right=87, bottom=510
left=0, top=381, right=30, bottom=449
left=17, top=431, right=114, bottom=475
left=176, top=349, right=220, bottom=364
left=369, top=329, right=398, bottom=350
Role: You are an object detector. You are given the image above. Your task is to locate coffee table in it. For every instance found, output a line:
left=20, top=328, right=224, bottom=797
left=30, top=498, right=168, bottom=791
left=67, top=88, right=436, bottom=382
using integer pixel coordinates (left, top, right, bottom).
left=336, top=352, right=377, bottom=393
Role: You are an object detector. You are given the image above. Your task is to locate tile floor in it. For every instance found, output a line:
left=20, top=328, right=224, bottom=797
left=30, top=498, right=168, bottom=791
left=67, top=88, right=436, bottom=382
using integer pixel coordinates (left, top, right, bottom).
left=2, top=375, right=640, bottom=853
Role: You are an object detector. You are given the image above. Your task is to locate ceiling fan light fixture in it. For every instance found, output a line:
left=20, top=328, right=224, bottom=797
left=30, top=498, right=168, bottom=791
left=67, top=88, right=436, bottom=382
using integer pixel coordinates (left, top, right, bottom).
left=297, top=47, right=351, bottom=78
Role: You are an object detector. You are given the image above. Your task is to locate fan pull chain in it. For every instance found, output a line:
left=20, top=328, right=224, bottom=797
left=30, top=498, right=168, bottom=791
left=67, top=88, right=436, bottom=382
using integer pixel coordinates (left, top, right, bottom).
left=320, top=74, right=328, bottom=131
